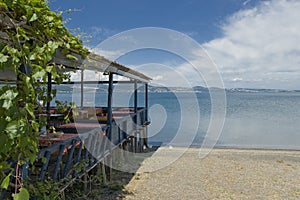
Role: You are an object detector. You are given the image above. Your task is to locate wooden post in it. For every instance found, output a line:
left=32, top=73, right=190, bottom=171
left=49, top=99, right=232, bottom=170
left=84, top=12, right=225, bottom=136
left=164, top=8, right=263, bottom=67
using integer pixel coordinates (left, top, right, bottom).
left=134, top=81, right=138, bottom=152
left=46, top=72, right=51, bottom=114
left=145, top=83, right=148, bottom=122
left=134, top=81, right=138, bottom=114
left=83, top=173, right=88, bottom=192
left=107, top=73, right=113, bottom=181
left=81, top=69, right=84, bottom=108
left=46, top=72, right=52, bottom=128
left=107, top=73, right=113, bottom=140
left=145, top=83, right=149, bottom=148
left=101, top=161, right=107, bottom=184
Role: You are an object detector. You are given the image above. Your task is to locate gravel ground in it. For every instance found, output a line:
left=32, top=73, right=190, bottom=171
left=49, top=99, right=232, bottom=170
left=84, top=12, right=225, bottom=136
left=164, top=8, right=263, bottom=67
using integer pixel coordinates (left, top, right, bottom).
left=122, top=147, right=300, bottom=200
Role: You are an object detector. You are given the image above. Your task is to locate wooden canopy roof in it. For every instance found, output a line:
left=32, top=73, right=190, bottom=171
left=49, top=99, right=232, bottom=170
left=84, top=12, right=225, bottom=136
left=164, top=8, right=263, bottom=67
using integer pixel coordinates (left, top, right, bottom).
left=53, top=49, right=151, bottom=83
left=0, top=30, right=151, bottom=83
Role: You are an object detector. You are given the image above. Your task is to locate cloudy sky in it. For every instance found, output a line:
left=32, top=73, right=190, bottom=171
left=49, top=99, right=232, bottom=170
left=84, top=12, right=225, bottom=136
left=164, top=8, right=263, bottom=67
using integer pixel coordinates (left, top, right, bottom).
left=50, top=0, right=300, bottom=90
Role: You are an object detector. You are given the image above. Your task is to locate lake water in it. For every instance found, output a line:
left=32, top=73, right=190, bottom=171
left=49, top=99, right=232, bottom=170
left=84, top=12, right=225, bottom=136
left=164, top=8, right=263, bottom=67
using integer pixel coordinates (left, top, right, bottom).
left=148, top=91, right=300, bottom=149
left=54, top=89, right=300, bottom=150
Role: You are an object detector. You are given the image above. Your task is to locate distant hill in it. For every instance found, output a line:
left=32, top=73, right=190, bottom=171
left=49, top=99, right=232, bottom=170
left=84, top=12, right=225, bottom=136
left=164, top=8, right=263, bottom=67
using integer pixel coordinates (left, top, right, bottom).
left=148, top=85, right=171, bottom=92
left=226, top=88, right=299, bottom=93
left=149, top=85, right=299, bottom=93
left=53, top=84, right=299, bottom=93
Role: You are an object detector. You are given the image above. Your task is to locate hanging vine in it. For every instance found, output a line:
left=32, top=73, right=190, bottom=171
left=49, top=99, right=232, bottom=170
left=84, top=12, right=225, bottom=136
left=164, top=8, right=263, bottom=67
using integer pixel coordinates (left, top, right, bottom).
left=0, top=0, right=87, bottom=199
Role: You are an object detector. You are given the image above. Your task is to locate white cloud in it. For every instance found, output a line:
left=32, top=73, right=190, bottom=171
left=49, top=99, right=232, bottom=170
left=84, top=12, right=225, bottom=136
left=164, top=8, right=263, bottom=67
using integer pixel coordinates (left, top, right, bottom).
left=152, top=75, right=163, bottom=81
left=203, top=0, right=300, bottom=89
left=91, top=48, right=123, bottom=60
left=89, top=27, right=118, bottom=44
left=232, top=77, right=243, bottom=82
left=243, top=0, right=251, bottom=6
left=134, top=63, right=193, bottom=87
left=70, top=70, right=102, bottom=82
left=90, top=10, right=300, bottom=90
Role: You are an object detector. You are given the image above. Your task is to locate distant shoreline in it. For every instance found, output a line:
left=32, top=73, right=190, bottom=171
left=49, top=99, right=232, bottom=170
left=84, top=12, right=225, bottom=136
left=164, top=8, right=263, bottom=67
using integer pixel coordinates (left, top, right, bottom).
left=52, top=84, right=300, bottom=93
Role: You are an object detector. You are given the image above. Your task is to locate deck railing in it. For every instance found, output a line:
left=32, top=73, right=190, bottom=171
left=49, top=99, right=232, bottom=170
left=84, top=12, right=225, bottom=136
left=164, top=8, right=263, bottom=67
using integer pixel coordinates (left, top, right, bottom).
left=2, top=107, right=150, bottom=197
left=27, top=125, right=110, bottom=191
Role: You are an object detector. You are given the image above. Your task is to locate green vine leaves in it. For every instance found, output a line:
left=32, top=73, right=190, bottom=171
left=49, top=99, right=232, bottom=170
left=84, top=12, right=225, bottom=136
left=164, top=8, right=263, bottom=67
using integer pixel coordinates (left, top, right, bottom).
left=0, top=0, right=87, bottom=198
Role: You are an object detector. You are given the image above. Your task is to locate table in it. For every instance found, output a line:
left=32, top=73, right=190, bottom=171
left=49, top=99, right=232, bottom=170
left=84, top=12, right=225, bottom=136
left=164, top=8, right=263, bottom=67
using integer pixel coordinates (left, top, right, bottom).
left=96, top=115, right=124, bottom=122
left=59, top=123, right=106, bottom=129
left=112, top=111, right=133, bottom=116
left=39, top=113, right=65, bottom=127
left=58, top=123, right=107, bottom=133
left=39, top=133, right=78, bottom=146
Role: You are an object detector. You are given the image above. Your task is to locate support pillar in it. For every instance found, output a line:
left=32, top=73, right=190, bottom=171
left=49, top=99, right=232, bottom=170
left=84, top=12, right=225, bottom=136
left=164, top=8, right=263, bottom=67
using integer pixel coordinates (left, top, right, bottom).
left=80, top=69, right=84, bottom=108
left=107, top=73, right=113, bottom=181
left=133, top=81, right=138, bottom=152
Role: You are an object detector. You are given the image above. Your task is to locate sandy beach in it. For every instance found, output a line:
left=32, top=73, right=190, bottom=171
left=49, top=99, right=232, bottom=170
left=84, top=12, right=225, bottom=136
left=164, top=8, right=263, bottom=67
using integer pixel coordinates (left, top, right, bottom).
left=120, top=147, right=300, bottom=199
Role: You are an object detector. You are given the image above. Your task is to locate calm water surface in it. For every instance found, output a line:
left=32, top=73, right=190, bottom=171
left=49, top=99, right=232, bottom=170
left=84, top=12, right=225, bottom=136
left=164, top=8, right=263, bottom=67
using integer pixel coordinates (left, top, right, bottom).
left=54, top=89, right=300, bottom=149
left=147, top=91, right=300, bottom=149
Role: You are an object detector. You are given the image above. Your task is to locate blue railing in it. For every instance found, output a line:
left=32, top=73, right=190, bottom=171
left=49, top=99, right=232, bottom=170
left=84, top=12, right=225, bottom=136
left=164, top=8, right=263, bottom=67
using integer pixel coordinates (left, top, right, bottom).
left=2, top=107, right=150, bottom=197
left=31, top=126, right=109, bottom=185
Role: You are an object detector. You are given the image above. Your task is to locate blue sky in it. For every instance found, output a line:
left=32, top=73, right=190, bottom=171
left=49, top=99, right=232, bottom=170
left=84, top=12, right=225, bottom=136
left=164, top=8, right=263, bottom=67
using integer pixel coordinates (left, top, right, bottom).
left=50, top=0, right=256, bottom=44
left=49, top=0, right=300, bottom=90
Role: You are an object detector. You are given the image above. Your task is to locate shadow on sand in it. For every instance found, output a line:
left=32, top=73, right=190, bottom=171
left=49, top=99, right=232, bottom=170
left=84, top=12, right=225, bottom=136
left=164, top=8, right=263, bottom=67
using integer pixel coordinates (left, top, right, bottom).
left=64, top=146, right=159, bottom=200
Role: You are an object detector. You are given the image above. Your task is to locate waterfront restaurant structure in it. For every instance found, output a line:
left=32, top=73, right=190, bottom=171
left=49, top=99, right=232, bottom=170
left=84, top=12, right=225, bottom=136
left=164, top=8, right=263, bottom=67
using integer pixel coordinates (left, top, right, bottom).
left=0, top=49, right=151, bottom=192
